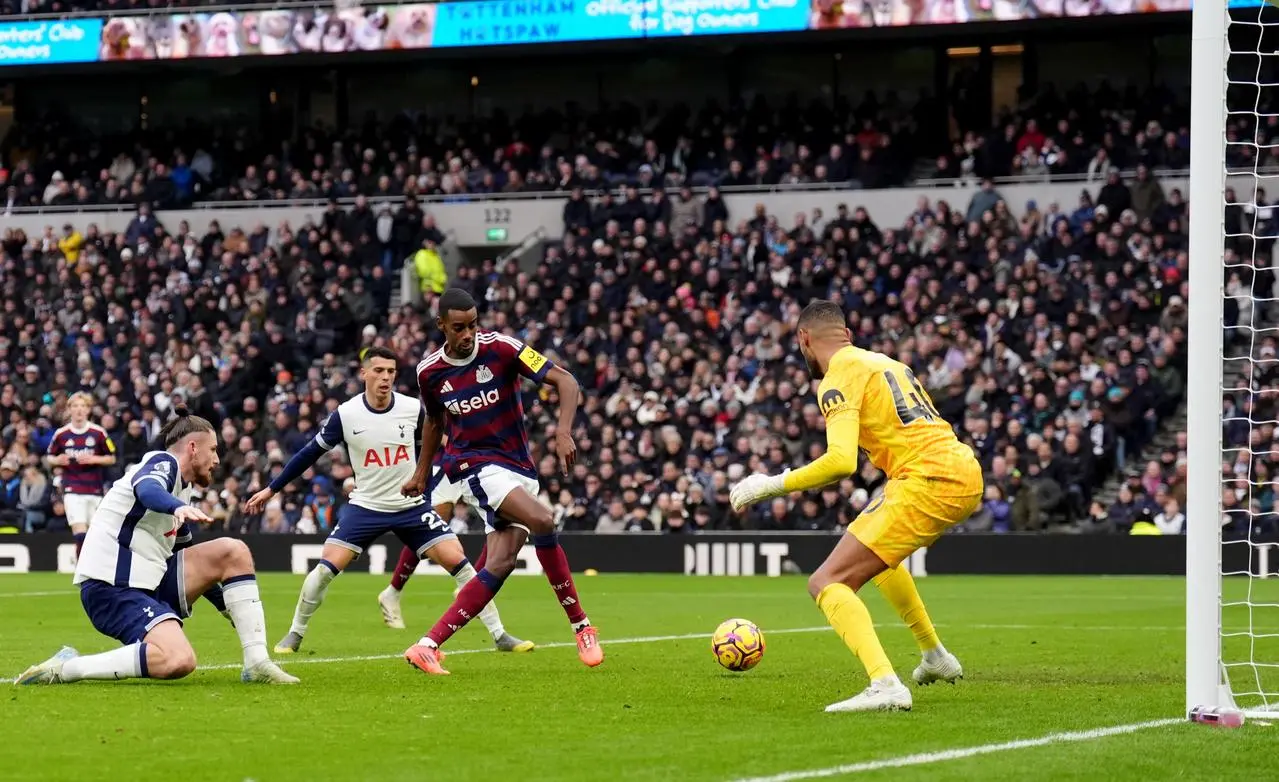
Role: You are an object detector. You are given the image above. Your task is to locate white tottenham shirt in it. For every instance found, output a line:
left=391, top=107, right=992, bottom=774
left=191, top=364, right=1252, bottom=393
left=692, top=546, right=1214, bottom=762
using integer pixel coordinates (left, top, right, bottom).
left=316, top=392, right=425, bottom=513
left=74, top=451, right=193, bottom=590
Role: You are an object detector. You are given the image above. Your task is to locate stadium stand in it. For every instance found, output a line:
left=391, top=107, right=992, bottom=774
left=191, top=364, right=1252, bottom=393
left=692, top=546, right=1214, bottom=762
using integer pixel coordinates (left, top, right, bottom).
left=0, top=83, right=1189, bottom=211
left=0, top=160, right=1194, bottom=536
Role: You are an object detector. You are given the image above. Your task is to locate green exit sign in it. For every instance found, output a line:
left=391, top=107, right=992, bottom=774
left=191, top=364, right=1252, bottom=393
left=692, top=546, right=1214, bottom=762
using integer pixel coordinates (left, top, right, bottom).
left=486, top=228, right=508, bottom=243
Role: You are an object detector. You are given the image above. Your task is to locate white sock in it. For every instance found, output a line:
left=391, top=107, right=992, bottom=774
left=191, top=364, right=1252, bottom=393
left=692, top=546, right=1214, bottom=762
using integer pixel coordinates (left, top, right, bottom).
left=872, top=674, right=903, bottom=689
left=61, top=643, right=145, bottom=681
left=289, top=563, right=337, bottom=638
left=922, top=644, right=949, bottom=664
left=223, top=576, right=271, bottom=668
left=452, top=562, right=505, bottom=640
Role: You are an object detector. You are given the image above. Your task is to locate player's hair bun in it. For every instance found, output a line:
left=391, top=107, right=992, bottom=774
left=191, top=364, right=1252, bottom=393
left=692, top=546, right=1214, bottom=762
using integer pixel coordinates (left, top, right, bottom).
left=173, top=403, right=191, bottom=418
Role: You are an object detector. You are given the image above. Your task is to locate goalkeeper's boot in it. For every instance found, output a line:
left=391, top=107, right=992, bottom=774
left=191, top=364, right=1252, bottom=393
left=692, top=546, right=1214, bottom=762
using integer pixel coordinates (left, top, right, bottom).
left=825, top=677, right=913, bottom=713
left=14, top=646, right=78, bottom=685
left=273, top=631, right=304, bottom=655
left=495, top=632, right=535, bottom=652
left=912, top=650, right=964, bottom=686
left=378, top=586, right=406, bottom=630
left=241, top=660, right=300, bottom=684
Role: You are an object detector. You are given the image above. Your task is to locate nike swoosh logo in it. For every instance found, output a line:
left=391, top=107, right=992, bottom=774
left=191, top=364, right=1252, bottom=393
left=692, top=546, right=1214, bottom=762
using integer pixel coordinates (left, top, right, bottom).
left=353, top=429, right=368, bottom=435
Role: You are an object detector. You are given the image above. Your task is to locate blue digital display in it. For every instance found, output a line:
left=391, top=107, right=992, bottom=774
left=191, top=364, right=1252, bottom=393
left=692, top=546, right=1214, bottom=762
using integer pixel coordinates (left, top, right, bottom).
left=430, top=0, right=809, bottom=48
left=0, top=20, right=102, bottom=65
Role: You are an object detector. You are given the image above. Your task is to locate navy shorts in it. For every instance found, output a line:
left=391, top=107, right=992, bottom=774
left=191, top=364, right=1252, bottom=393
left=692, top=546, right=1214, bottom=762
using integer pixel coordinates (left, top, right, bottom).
left=79, top=553, right=190, bottom=645
left=328, top=503, right=456, bottom=557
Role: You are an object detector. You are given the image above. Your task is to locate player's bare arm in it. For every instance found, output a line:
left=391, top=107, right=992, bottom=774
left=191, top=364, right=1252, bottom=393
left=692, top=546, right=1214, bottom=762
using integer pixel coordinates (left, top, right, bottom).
left=402, top=411, right=443, bottom=497
left=543, top=365, right=580, bottom=475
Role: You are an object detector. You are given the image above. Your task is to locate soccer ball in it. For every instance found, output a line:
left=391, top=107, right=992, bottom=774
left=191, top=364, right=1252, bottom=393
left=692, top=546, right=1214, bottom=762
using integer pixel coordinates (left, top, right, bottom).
left=711, top=618, right=765, bottom=671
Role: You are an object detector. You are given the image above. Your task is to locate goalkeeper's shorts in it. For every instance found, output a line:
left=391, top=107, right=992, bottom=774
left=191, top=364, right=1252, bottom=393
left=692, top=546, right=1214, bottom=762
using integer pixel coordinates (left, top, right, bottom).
left=850, top=461, right=984, bottom=569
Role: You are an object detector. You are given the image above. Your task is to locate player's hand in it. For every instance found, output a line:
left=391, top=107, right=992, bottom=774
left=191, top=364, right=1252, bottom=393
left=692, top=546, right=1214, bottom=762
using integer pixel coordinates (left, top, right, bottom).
left=729, top=471, right=788, bottom=513
left=243, top=487, right=276, bottom=515
left=47, top=454, right=68, bottom=467
left=174, top=504, right=214, bottom=525
left=555, top=431, right=577, bottom=476
left=401, top=473, right=426, bottom=498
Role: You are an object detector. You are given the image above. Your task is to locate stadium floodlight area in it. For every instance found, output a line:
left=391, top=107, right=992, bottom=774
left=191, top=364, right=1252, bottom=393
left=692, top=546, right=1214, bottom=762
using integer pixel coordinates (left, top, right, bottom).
left=1187, top=0, right=1279, bottom=721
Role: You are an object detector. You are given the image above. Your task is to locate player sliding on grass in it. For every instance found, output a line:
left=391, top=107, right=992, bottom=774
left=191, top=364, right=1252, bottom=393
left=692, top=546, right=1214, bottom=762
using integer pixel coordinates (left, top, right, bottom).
left=730, top=300, right=983, bottom=713
left=244, top=346, right=531, bottom=655
left=16, top=406, right=298, bottom=686
left=402, top=287, right=603, bottom=675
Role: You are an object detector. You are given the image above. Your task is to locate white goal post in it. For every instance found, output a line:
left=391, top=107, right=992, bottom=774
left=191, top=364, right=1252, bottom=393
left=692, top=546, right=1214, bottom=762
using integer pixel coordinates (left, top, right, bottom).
left=1187, top=0, right=1279, bottom=720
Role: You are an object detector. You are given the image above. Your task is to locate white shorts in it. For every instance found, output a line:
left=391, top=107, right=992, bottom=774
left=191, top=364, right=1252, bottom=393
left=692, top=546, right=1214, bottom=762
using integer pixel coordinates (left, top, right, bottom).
left=65, top=494, right=103, bottom=528
left=431, top=464, right=540, bottom=534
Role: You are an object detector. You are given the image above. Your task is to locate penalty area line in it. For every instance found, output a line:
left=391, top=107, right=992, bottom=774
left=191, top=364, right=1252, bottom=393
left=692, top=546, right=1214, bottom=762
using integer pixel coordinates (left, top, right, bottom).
left=727, top=718, right=1184, bottom=782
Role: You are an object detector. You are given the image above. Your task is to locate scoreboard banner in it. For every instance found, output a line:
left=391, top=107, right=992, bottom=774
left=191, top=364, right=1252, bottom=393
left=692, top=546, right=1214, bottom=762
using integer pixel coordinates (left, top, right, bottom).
left=0, top=532, right=1263, bottom=577
left=0, top=0, right=1195, bottom=67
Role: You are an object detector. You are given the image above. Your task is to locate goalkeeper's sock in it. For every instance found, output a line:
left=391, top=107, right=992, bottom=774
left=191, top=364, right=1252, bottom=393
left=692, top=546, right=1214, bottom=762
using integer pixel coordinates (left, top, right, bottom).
left=61, top=643, right=147, bottom=681
left=815, top=582, right=896, bottom=682
left=289, top=560, right=338, bottom=637
left=872, top=566, right=943, bottom=654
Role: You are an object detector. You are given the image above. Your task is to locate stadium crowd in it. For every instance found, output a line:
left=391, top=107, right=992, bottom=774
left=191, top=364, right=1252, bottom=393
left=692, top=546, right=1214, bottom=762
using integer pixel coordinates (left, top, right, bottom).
left=0, top=153, right=1216, bottom=537
left=0, top=82, right=1192, bottom=216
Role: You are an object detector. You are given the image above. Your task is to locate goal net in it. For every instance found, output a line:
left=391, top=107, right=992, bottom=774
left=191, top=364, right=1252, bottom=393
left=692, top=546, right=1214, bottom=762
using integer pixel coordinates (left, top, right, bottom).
left=1188, top=0, right=1279, bottom=720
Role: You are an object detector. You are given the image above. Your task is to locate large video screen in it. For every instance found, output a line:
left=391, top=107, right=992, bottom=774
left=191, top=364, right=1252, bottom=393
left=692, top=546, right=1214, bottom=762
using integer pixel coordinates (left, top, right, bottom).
left=0, top=0, right=1195, bottom=67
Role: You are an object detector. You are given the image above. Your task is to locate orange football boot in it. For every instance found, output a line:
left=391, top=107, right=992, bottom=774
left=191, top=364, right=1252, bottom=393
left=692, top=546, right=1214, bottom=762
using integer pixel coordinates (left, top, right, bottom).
left=576, top=626, right=604, bottom=667
left=404, top=644, right=450, bottom=675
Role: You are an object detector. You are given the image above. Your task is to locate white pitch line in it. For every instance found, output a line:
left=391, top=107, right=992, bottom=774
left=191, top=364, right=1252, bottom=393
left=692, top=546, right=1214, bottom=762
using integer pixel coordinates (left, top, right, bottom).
left=2, top=622, right=1195, bottom=684
left=0, top=590, right=77, bottom=598
left=727, top=718, right=1184, bottom=782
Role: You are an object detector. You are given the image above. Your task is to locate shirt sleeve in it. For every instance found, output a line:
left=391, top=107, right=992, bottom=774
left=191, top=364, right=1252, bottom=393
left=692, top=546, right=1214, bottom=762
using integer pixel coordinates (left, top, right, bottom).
left=783, top=361, right=866, bottom=493
left=314, top=411, right=344, bottom=451
left=98, top=430, right=116, bottom=456
left=512, top=339, right=554, bottom=384
left=47, top=433, right=63, bottom=456
left=419, top=368, right=445, bottom=418
left=131, top=452, right=179, bottom=493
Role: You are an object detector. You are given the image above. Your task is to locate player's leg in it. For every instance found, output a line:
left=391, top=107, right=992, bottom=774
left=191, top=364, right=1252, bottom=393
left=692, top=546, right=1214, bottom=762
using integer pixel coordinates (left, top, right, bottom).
left=18, top=582, right=196, bottom=684
left=807, top=529, right=911, bottom=713
left=378, top=499, right=454, bottom=629
left=275, top=540, right=358, bottom=653
left=405, top=524, right=527, bottom=675
left=66, top=495, right=99, bottom=561
left=426, top=535, right=534, bottom=652
left=179, top=539, right=297, bottom=683
left=493, top=483, right=602, bottom=666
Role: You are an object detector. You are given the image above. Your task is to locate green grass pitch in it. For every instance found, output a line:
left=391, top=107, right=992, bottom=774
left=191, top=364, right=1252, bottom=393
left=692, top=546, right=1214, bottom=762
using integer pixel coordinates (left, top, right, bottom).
left=1, top=572, right=1276, bottom=781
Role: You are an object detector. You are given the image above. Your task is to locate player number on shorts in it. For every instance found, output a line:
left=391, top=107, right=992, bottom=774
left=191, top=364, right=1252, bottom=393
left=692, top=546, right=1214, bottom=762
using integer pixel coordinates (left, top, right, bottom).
left=884, top=368, right=940, bottom=425
left=421, top=511, right=448, bottom=531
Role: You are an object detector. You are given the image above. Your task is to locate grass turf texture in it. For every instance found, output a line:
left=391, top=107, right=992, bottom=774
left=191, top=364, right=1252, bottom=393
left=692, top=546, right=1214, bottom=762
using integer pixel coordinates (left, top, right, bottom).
left=1, top=573, right=1275, bottom=781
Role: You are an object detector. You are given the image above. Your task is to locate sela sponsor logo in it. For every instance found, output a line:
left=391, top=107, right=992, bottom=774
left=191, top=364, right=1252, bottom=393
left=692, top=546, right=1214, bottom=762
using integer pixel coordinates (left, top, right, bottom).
left=445, top=388, right=501, bottom=416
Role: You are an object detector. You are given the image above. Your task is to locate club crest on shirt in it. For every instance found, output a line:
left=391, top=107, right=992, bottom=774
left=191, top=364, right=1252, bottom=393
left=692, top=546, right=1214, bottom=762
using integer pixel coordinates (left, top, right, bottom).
left=85, top=436, right=95, bottom=447
left=398, top=423, right=408, bottom=439
left=476, top=365, right=494, bottom=384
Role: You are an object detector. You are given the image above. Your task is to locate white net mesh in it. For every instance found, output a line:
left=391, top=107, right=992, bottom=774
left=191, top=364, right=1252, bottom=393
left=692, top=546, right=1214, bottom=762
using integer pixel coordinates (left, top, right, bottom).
left=1220, top=3, right=1279, bottom=714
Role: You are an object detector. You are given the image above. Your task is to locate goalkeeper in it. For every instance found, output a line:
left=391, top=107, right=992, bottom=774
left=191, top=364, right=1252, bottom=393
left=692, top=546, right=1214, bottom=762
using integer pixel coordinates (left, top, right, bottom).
left=730, top=300, right=984, bottom=713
